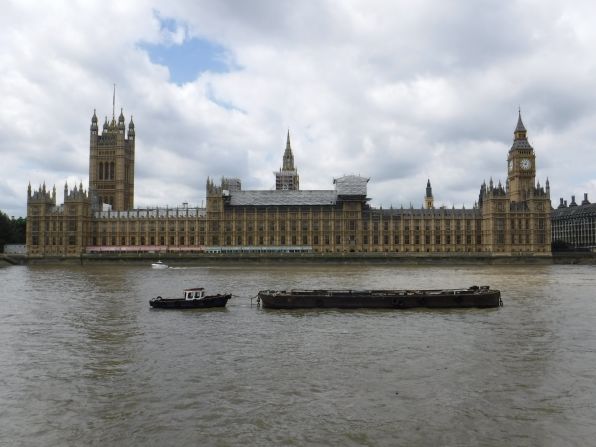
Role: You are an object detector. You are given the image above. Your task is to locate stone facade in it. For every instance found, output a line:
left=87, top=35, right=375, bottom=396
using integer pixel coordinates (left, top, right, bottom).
left=26, top=110, right=552, bottom=257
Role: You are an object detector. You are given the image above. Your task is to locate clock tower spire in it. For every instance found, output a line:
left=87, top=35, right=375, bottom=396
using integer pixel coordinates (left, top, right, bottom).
left=507, top=110, right=536, bottom=202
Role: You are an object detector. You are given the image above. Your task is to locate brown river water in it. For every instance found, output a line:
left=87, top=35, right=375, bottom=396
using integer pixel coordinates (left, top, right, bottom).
left=1, top=263, right=595, bottom=446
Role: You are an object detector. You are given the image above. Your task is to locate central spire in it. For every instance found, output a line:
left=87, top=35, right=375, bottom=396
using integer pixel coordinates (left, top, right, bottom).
left=282, top=129, right=294, bottom=171
left=275, top=130, right=299, bottom=190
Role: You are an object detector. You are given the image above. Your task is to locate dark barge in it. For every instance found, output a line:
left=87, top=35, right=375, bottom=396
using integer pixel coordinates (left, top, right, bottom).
left=257, top=285, right=501, bottom=309
left=150, top=287, right=231, bottom=309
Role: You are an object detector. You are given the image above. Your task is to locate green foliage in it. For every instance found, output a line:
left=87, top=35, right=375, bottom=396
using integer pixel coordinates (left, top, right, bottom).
left=0, top=210, right=26, bottom=251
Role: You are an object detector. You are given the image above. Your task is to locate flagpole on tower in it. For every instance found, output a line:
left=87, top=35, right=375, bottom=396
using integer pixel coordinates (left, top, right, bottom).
left=112, top=84, right=116, bottom=119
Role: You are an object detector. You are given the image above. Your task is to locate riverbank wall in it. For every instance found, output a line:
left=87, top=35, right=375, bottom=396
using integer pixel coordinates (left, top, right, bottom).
left=12, top=252, right=596, bottom=266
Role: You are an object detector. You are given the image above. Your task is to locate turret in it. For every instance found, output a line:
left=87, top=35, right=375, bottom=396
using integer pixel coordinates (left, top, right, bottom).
left=118, top=108, right=125, bottom=132
left=128, top=115, right=135, bottom=139
left=90, top=109, right=98, bottom=133
left=581, top=193, right=590, bottom=205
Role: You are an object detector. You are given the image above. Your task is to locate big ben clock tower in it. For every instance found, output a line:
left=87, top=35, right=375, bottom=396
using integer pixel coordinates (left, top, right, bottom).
left=507, top=110, right=536, bottom=202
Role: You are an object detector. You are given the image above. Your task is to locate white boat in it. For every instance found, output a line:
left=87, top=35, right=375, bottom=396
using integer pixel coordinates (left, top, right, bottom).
left=151, top=260, right=168, bottom=269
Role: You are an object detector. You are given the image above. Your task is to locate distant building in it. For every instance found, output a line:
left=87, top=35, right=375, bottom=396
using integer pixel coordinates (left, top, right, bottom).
left=552, top=193, right=596, bottom=250
left=26, top=108, right=552, bottom=257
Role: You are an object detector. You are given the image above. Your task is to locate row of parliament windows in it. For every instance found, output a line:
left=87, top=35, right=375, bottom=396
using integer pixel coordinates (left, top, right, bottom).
left=31, top=236, right=77, bottom=246
left=98, top=162, right=115, bottom=180
left=30, top=219, right=78, bottom=232
left=90, top=222, right=484, bottom=237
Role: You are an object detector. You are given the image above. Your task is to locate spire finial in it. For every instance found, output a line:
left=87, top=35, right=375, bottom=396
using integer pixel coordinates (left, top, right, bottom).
left=515, top=108, right=527, bottom=135
left=112, top=83, right=116, bottom=119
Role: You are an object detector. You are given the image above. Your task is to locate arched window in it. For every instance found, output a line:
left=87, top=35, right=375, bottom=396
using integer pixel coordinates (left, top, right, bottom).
left=110, top=162, right=115, bottom=180
left=99, top=162, right=103, bottom=180
left=104, top=162, right=109, bottom=180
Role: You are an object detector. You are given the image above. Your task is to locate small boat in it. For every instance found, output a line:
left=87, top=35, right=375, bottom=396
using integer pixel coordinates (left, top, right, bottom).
left=257, top=285, right=502, bottom=309
left=151, top=260, right=168, bottom=269
left=149, top=287, right=231, bottom=309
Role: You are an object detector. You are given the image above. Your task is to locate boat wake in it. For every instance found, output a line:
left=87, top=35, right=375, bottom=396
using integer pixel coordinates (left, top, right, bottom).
left=167, top=266, right=209, bottom=270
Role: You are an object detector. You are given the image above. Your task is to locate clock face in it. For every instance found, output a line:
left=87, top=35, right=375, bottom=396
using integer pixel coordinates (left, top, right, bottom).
left=520, top=158, right=531, bottom=170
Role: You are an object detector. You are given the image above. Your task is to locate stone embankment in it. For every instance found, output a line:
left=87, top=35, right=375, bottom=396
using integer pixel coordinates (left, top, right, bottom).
left=14, top=252, right=596, bottom=265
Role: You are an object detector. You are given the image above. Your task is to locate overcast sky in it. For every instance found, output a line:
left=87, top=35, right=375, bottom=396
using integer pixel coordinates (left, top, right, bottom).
left=2, top=0, right=596, bottom=217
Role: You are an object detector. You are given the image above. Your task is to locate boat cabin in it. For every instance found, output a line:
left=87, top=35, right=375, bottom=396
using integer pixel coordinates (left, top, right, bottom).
left=184, top=288, right=205, bottom=300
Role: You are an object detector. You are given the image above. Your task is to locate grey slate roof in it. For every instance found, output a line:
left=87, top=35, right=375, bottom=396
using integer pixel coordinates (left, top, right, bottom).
left=510, top=139, right=533, bottom=151
left=228, top=175, right=370, bottom=206
left=552, top=203, right=596, bottom=219
left=229, top=190, right=338, bottom=206
left=334, top=175, right=369, bottom=196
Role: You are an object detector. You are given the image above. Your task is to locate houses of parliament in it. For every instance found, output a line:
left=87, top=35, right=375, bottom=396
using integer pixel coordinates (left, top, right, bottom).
left=26, top=107, right=552, bottom=257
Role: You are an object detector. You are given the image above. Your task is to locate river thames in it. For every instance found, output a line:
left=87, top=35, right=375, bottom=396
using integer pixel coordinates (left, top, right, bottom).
left=1, top=262, right=595, bottom=446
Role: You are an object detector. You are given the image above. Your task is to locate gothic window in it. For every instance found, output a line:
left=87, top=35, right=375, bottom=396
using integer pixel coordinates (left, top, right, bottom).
left=110, top=162, right=115, bottom=180
left=99, top=162, right=104, bottom=180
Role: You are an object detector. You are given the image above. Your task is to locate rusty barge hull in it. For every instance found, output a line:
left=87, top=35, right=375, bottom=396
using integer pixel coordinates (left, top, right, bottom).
left=258, top=287, right=501, bottom=309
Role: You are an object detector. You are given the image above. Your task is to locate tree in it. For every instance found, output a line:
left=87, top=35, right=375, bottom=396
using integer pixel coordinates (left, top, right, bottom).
left=0, top=210, right=26, bottom=252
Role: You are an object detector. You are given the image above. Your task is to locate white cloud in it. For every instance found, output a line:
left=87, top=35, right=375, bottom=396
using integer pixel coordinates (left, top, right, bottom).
left=1, top=0, right=596, bottom=217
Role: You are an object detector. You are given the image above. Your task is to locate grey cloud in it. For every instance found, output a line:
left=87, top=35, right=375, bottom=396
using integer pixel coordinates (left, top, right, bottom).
left=2, top=0, right=596, bottom=216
